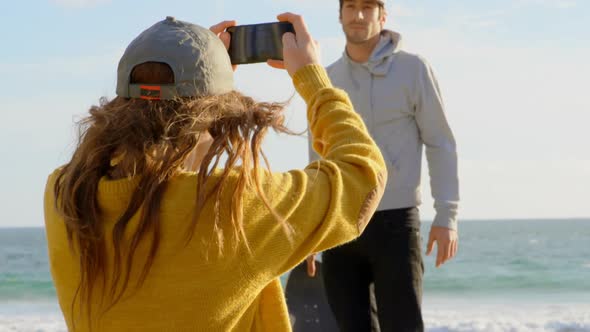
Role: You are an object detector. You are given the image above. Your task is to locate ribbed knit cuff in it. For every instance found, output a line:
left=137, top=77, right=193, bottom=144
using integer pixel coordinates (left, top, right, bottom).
left=292, top=64, right=333, bottom=103
left=432, top=212, right=458, bottom=231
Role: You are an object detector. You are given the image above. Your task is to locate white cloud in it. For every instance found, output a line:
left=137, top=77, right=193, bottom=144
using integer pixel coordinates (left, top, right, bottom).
left=391, top=0, right=578, bottom=32
left=402, top=26, right=589, bottom=146
left=388, top=3, right=417, bottom=18
left=517, top=0, right=577, bottom=9
left=445, top=10, right=509, bottom=29
left=420, top=159, right=590, bottom=221
left=51, top=0, right=111, bottom=8
left=267, top=0, right=334, bottom=10
left=0, top=50, right=122, bottom=77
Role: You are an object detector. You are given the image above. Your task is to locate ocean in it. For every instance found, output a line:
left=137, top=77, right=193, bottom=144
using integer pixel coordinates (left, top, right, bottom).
left=1, top=219, right=589, bottom=332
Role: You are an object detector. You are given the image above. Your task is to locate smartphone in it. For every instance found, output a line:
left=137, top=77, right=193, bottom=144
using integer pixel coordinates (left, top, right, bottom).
left=226, top=22, right=295, bottom=65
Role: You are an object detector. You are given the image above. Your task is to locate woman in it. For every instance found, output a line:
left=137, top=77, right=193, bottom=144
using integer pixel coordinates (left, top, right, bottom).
left=44, top=12, right=386, bottom=331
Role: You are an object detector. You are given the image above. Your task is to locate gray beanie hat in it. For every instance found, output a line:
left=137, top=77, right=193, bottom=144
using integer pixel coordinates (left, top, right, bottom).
left=116, top=16, right=234, bottom=100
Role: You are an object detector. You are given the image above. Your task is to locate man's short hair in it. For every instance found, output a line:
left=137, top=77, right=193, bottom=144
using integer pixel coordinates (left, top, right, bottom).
left=338, top=0, right=387, bottom=17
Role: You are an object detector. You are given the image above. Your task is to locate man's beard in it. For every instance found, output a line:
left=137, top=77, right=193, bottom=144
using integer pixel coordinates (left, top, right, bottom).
left=344, top=24, right=373, bottom=45
left=343, top=23, right=382, bottom=45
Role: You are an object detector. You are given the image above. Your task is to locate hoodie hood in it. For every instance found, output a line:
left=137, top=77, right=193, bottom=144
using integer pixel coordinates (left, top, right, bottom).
left=345, top=29, right=402, bottom=76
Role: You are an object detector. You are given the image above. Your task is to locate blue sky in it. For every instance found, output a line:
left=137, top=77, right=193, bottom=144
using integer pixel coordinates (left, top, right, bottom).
left=1, top=0, right=589, bottom=227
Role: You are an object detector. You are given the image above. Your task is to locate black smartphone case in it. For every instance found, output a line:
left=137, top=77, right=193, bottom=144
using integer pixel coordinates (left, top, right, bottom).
left=227, top=22, right=295, bottom=65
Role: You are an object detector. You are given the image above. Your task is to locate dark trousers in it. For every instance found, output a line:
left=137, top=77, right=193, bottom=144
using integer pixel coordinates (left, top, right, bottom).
left=322, top=208, right=424, bottom=332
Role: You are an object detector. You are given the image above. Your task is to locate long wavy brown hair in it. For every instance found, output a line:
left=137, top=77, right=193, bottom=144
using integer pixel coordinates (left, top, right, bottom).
left=53, top=62, right=295, bottom=327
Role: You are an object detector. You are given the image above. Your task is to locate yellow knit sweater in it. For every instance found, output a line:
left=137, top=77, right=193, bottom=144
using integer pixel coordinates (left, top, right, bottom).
left=44, top=65, right=387, bottom=331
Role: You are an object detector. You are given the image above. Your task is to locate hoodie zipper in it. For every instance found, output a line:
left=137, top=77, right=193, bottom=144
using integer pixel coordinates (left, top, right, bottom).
left=369, top=73, right=375, bottom=130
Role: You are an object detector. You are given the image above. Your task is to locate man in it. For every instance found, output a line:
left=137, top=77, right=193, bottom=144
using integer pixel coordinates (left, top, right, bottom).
left=306, top=1, right=460, bottom=331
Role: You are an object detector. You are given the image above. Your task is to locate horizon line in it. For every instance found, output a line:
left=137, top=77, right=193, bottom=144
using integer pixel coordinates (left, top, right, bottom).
left=2, top=217, right=589, bottom=229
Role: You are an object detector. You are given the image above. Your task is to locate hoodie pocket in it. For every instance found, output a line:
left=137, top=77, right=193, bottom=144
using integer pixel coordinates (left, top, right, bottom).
left=379, top=126, right=407, bottom=170
left=379, top=125, right=420, bottom=189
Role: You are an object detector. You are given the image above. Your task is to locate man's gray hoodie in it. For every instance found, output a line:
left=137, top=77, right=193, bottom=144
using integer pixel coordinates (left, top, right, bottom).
left=311, top=30, right=459, bottom=230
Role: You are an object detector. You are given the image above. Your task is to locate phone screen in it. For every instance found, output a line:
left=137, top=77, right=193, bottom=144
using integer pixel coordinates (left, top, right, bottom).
left=227, top=22, right=295, bottom=65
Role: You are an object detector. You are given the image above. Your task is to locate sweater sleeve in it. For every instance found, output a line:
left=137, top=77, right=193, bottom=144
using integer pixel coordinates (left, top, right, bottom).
left=243, top=64, right=387, bottom=278
left=413, top=57, right=460, bottom=230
